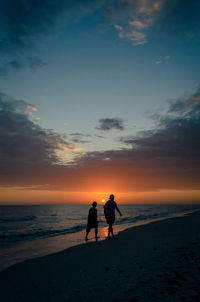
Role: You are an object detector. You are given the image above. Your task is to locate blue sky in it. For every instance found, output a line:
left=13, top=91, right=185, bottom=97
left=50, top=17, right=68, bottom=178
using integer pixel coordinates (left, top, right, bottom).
left=1, top=10, right=199, bottom=155
left=0, top=0, right=200, bottom=200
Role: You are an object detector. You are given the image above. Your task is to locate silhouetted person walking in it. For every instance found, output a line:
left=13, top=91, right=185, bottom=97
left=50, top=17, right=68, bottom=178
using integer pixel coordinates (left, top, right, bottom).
left=104, top=194, right=122, bottom=238
left=85, top=201, right=98, bottom=241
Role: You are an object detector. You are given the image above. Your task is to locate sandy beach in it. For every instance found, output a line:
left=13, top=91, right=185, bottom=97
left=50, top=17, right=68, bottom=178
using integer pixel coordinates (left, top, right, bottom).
left=1, top=211, right=200, bottom=302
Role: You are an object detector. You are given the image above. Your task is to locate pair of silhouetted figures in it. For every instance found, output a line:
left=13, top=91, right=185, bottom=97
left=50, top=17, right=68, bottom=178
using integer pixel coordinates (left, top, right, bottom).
left=85, top=194, right=122, bottom=241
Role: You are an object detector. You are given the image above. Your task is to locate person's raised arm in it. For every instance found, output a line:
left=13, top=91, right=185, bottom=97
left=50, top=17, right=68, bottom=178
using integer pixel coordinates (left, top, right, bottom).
left=115, top=205, right=122, bottom=216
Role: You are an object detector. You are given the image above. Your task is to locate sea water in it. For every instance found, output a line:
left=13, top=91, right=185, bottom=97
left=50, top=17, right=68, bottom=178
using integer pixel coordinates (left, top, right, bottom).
left=0, top=203, right=199, bottom=271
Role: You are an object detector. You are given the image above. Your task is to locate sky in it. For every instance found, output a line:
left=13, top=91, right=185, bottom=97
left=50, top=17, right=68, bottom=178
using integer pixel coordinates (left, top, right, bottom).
left=0, top=0, right=200, bottom=204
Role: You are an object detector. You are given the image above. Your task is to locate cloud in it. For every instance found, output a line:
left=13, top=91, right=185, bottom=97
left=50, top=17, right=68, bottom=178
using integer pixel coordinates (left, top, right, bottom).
left=71, top=138, right=90, bottom=144
left=115, top=24, right=147, bottom=45
left=96, top=135, right=105, bottom=139
left=106, top=0, right=200, bottom=45
left=155, top=56, right=170, bottom=64
left=9, top=60, right=24, bottom=70
left=0, top=0, right=102, bottom=74
left=168, top=91, right=200, bottom=113
left=26, top=104, right=37, bottom=112
left=0, top=59, right=24, bottom=76
left=105, top=0, right=163, bottom=44
left=155, top=55, right=170, bottom=64
left=0, top=93, right=78, bottom=173
left=0, top=89, right=200, bottom=193
left=69, top=132, right=91, bottom=137
left=27, top=57, right=48, bottom=72
left=155, top=60, right=162, bottom=64
left=71, top=88, right=200, bottom=191
left=97, top=117, right=125, bottom=131
left=0, top=0, right=68, bottom=54
left=69, top=132, right=91, bottom=143
left=0, top=57, right=47, bottom=76
left=0, top=0, right=199, bottom=75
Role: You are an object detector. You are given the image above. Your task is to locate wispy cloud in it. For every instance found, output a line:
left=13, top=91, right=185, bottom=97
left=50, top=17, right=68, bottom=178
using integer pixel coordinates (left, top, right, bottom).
left=155, top=55, right=170, bottom=64
left=0, top=0, right=199, bottom=74
left=115, top=24, right=147, bottom=45
left=106, top=0, right=164, bottom=45
left=155, top=60, right=162, bottom=64
left=106, top=0, right=200, bottom=45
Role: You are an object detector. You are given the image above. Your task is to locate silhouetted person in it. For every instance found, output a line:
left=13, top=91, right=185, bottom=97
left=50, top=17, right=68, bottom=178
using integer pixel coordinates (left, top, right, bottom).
left=85, top=201, right=98, bottom=241
left=104, top=194, right=122, bottom=238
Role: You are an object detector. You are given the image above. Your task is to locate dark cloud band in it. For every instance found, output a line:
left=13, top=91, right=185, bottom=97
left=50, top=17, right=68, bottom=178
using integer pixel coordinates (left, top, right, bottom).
left=97, top=117, right=125, bottom=131
left=1, top=88, right=200, bottom=191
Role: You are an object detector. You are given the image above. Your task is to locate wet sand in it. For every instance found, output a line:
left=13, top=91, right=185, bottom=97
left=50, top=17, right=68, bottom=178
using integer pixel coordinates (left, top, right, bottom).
left=1, top=211, right=200, bottom=302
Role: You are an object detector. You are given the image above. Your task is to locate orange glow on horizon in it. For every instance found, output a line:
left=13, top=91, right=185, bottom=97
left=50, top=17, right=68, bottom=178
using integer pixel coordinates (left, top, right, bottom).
left=0, top=187, right=200, bottom=205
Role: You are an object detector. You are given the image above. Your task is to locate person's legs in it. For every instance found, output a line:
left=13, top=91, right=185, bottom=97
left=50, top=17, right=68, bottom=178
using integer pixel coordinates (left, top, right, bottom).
left=110, top=224, right=114, bottom=237
left=107, top=214, right=115, bottom=238
left=111, top=214, right=115, bottom=237
left=108, top=223, right=112, bottom=238
left=85, top=225, right=91, bottom=241
left=107, top=225, right=110, bottom=238
left=95, top=226, right=98, bottom=241
left=106, top=214, right=115, bottom=238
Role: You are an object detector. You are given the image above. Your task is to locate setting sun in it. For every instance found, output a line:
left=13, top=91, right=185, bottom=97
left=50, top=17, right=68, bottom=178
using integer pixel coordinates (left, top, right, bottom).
left=102, top=199, right=105, bottom=203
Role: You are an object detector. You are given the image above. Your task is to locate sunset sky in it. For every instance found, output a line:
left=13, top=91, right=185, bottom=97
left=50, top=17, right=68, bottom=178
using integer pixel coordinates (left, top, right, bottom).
left=0, top=0, right=200, bottom=204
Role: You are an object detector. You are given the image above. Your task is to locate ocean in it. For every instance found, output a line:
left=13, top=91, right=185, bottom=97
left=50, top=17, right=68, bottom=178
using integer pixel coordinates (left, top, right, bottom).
left=0, top=203, right=199, bottom=271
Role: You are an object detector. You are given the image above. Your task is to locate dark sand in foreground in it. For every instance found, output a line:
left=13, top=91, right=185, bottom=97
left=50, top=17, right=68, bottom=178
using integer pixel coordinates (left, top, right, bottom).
left=1, top=211, right=200, bottom=302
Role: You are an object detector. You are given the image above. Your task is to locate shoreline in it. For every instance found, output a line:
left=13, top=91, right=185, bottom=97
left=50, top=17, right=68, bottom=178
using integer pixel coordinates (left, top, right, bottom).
left=0, top=208, right=198, bottom=272
left=1, top=210, right=200, bottom=301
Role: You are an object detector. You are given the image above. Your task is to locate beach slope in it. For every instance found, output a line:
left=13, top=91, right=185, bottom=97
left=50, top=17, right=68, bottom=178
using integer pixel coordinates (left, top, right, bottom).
left=1, top=211, right=200, bottom=302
